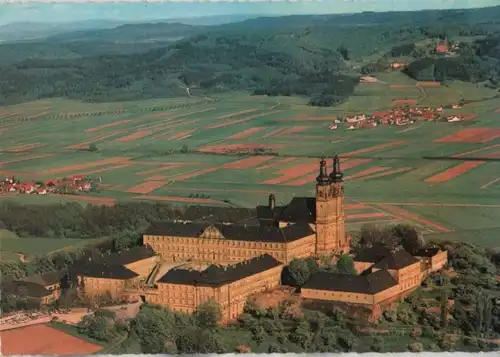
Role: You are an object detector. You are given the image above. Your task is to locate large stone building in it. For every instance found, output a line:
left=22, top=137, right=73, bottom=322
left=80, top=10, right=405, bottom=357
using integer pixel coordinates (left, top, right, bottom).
left=302, top=245, right=448, bottom=321
left=143, top=156, right=348, bottom=264
left=71, top=156, right=448, bottom=323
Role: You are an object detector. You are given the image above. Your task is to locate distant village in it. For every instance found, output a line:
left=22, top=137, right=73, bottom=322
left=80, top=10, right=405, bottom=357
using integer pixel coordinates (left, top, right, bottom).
left=330, top=102, right=467, bottom=131
left=0, top=175, right=97, bottom=196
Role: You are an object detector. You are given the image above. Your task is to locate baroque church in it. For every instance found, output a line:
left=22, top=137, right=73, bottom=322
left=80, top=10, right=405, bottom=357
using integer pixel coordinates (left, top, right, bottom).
left=143, top=155, right=349, bottom=263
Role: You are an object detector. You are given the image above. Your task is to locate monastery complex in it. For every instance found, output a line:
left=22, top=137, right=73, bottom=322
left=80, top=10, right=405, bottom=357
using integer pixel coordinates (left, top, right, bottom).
left=9, top=156, right=448, bottom=323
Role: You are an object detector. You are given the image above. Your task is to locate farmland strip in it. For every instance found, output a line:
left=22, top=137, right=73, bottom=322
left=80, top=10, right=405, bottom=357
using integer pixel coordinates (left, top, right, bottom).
left=228, top=127, right=265, bottom=140
left=36, top=157, right=130, bottom=176
left=204, top=110, right=283, bottom=129
left=116, top=130, right=153, bottom=142
left=345, top=166, right=390, bottom=180
left=425, top=161, right=485, bottom=183
left=356, top=167, right=412, bottom=180
left=343, top=141, right=405, bottom=157
left=222, top=156, right=274, bottom=169
left=85, top=120, right=132, bottom=133
left=346, top=212, right=389, bottom=220
left=376, top=204, right=450, bottom=233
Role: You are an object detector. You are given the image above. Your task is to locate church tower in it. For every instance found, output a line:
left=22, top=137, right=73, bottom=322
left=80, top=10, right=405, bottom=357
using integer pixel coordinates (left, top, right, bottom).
left=314, top=155, right=347, bottom=255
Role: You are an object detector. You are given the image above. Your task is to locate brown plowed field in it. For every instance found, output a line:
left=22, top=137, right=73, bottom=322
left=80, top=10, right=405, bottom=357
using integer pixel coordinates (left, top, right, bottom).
left=452, top=143, right=500, bottom=157
left=204, top=110, right=282, bottom=129
left=65, top=130, right=124, bottom=149
left=216, top=108, right=259, bottom=119
left=136, top=164, right=185, bottom=176
left=0, top=324, right=102, bottom=355
left=0, top=154, right=52, bottom=166
left=264, top=127, right=288, bottom=138
left=416, top=81, right=441, bottom=87
left=436, top=128, right=500, bottom=144
left=356, top=167, right=412, bottom=180
left=257, top=157, right=296, bottom=170
left=262, top=161, right=318, bottom=185
left=376, top=204, right=450, bottom=232
left=7, top=143, right=46, bottom=153
left=346, top=212, right=389, bottom=220
left=390, top=84, right=412, bottom=88
left=392, top=99, right=418, bottom=105
left=222, top=156, right=274, bottom=169
left=425, top=161, right=485, bottom=183
left=227, top=127, right=265, bottom=139
left=35, top=157, right=130, bottom=176
left=147, top=175, right=168, bottom=180
left=279, top=126, right=309, bottom=135
left=345, top=203, right=368, bottom=210
left=85, top=119, right=132, bottom=133
left=127, top=181, right=166, bottom=194
left=116, top=130, right=153, bottom=142
left=168, top=130, right=196, bottom=140
left=169, top=167, right=220, bottom=182
left=345, top=166, right=390, bottom=180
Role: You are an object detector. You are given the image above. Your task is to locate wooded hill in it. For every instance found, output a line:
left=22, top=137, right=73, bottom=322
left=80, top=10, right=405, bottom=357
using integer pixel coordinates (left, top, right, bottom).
left=2, top=6, right=500, bottom=105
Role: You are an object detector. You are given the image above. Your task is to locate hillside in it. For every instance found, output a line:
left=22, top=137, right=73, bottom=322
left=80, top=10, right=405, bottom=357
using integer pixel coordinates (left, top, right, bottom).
left=2, top=6, right=500, bottom=105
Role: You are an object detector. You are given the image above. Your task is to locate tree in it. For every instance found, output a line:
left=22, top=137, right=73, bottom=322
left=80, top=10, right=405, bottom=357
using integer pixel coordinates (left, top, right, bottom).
left=475, top=292, right=484, bottom=336
left=194, top=299, right=221, bottom=329
left=88, top=143, right=98, bottom=152
left=336, top=255, right=356, bottom=275
left=287, top=259, right=312, bottom=287
left=371, top=336, right=384, bottom=352
left=77, top=313, right=114, bottom=342
left=338, top=46, right=350, bottom=60
left=392, top=224, right=425, bottom=254
left=268, top=344, right=286, bottom=353
left=289, top=321, right=311, bottom=348
left=483, top=295, right=493, bottom=336
left=440, top=289, right=449, bottom=328
left=359, top=224, right=397, bottom=248
left=131, top=305, right=177, bottom=354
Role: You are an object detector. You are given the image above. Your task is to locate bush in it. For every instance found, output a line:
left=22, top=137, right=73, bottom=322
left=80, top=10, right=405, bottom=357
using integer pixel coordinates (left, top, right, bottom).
left=410, top=327, right=422, bottom=339
left=408, top=342, right=424, bottom=352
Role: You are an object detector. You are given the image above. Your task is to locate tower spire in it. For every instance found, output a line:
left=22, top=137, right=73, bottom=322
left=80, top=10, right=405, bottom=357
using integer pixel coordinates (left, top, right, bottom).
left=330, top=154, right=344, bottom=183
left=316, top=157, right=330, bottom=186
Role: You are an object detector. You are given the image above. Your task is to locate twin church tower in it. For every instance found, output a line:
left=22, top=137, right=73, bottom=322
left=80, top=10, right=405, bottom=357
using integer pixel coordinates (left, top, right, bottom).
left=314, top=155, right=348, bottom=254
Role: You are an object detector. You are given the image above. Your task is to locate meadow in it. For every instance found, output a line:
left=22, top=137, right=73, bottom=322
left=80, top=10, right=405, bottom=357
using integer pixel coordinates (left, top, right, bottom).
left=0, top=236, right=108, bottom=261
left=0, top=71, right=499, bottom=247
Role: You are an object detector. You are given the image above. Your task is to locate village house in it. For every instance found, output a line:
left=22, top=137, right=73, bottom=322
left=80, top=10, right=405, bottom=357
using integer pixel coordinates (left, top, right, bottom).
left=344, top=114, right=367, bottom=123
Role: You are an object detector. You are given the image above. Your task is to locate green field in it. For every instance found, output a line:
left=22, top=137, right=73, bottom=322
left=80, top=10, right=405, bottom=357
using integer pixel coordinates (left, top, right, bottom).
left=0, top=236, right=109, bottom=260
left=0, top=73, right=500, bottom=245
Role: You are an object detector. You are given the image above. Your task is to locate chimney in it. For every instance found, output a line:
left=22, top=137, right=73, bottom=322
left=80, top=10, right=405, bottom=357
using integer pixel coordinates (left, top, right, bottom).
left=268, top=194, right=276, bottom=210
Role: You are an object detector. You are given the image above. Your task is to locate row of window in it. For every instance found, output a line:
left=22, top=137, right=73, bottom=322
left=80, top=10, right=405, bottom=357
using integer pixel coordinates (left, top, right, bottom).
left=146, top=236, right=286, bottom=249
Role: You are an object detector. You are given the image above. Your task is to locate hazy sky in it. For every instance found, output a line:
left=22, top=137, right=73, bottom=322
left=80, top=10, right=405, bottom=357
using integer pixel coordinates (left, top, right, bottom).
left=0, top=0, right=497, bottom=25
